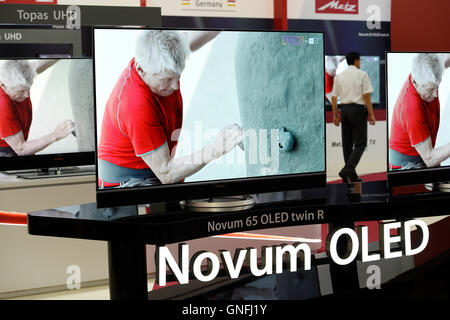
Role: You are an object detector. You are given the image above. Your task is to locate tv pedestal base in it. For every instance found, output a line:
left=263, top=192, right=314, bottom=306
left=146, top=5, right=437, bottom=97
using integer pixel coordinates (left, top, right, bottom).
left=15, top=166, right=95, bottom=179
left=347, top=181, right=362, bottom=194
left=425, top=182, right=450, bottom=192
left=108, top=241, right=148, bottom=300
left=179, top=195, right=255, bottom=212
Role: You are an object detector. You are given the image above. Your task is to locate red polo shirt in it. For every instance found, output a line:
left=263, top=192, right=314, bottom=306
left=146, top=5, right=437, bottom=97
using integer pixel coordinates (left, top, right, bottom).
left=0, top=87, right=33, bottom=147
left=98, top=59, right=183, bottom=169
left=389, top=74, right=440, bottom=156
left=325, top=71, right=334, bottom=94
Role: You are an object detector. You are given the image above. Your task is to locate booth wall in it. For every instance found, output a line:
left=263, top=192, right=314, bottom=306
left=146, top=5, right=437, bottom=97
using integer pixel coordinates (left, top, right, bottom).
left=391, top=0, right=450, bottom=51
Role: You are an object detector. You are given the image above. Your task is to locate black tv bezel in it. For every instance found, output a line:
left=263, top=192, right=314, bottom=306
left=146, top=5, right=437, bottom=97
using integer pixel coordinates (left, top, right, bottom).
left=386, top=51, right=450, bottom=188
left=92, top=26, right=327, bottom=208
left=0, top=57, right=96, bottom=172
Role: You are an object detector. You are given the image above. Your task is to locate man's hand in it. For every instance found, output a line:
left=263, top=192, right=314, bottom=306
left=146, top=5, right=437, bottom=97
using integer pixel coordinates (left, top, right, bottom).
left=141, top=123, right=243, bottom=185
left=54, top=119, right=75, bottom=141
left=209, top=123, right=244, bottom=160
left=331, top=96, right=340, bottom=126
left=333, top=113, right=340, bottom=126
left=369, top=113, right=376, bottom=126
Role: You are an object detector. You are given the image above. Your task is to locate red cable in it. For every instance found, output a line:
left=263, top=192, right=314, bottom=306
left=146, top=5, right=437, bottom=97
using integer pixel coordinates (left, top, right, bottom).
left=0, top=211, right=28, bottom=225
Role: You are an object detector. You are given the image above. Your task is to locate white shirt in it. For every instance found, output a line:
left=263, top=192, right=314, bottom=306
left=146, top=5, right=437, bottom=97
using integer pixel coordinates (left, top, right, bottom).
left=331, top=65, right=373, bottom=105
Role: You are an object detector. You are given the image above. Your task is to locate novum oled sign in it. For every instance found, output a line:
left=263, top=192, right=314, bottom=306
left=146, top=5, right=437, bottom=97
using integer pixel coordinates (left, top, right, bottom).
left=155, top=219, right=429, bottom=285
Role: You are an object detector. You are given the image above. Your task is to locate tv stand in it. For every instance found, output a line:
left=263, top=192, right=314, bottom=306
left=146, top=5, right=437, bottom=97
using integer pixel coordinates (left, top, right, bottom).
left=15, top=166, right=95, bottom=179
left=179, top=195, right=256, bottom=212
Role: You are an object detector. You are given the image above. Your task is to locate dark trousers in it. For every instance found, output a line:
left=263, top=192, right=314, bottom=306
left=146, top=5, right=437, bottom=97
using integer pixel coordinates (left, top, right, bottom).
left=340, top=104, right=367, bottom=175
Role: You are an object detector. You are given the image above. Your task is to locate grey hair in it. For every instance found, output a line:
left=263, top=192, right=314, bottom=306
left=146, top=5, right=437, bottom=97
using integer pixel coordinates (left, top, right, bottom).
left=135, top=30, right=190, bottom=76
left=0, top=60, right=35, bottom=88
left=411, top=53, right=444, bottom=86
left=325, top=56, right=338, bottom=76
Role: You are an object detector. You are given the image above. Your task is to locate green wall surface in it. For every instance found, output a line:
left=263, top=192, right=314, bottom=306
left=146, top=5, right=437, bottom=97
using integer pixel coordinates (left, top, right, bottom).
left=235, top=32, right=325, bottom=177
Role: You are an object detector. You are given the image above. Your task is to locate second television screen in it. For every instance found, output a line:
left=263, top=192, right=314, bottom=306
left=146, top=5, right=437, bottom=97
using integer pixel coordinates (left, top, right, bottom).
left=387, top=52, right=450, bottom=173
left=325, top=55, right=380, bottom=105
left=94, top=29, right=325, bottom=189
left=0, top=58, right=95, bottom=170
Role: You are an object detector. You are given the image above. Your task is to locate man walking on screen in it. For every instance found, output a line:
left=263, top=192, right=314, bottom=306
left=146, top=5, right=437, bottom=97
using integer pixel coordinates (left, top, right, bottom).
left=389, top=53, right=450, bottom=170
left=98, top=30, right=243, bottom=188
left=331, top=51, right=376, bottom=183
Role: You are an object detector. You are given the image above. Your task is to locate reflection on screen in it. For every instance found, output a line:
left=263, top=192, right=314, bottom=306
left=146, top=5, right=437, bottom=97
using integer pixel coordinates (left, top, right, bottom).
left=325, top=55, right=380, bottom=105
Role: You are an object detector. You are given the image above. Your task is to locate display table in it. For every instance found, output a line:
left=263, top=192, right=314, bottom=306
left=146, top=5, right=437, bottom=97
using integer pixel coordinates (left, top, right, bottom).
left=27, top=181, right=450, bottom=300
left=0, top=171, right=96, bottom=212
left=0, top=170, right=102, bottom=297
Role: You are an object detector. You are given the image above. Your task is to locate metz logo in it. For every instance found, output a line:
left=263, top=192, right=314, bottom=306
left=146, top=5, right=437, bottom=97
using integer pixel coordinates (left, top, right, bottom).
left=316, top=0, right=359, bottom=14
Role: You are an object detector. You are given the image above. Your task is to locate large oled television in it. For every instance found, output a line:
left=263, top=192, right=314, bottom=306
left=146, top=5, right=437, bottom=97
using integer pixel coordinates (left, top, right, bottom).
left=0, top=58, right=95, bottom=177
left=387, top=52, right=450, bottom=188
left=93, top=28, right=326, bottom=208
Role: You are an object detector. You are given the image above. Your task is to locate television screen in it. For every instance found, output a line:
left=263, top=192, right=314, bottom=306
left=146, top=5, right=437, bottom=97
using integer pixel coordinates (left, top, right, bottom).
left=387, top=52, right=450, bottom=187
left=325, top=55, right=380, bottom=105
left=0, top=58, right=95, bottom=173
left=93, top=28, right=326, bottom=207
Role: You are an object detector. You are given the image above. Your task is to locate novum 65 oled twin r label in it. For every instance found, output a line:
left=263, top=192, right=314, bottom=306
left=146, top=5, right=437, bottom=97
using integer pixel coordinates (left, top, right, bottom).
left=207, top=209, right=325, bottom=233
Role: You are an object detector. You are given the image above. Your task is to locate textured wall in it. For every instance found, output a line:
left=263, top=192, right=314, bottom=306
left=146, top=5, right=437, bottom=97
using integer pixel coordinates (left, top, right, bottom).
left=68, top=59, right=95, bottom=152
left=30, top=60, right=77, bottom=155
left=178, top=32, right=246, bottom=183
left=436, top=90, right=450, bottom=166
left=235, top=32, right=325, bottom=177
left=29, top=59, right=95, bottom=154
left=360, top=56, right=380, bottom=104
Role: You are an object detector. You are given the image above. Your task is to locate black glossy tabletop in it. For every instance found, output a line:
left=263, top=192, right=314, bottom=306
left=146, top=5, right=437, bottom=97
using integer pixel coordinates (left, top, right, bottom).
left=27, top=181, right=450, bottom=245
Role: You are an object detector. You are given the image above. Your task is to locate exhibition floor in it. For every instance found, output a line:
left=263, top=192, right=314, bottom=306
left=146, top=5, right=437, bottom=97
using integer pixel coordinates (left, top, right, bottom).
left=6, top=280, right=156, bottom=300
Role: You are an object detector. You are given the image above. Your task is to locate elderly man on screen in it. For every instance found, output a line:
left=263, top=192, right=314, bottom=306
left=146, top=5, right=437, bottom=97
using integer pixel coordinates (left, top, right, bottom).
left=98, top=30, right=243, bottom=188
left=0, top=60, right=75, bottom=157
left=389, top=53, right=449, bottom=170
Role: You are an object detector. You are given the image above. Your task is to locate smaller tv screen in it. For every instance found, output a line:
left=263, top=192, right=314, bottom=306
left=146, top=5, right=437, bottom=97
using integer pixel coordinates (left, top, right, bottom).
left=0, top=58, right=95, bottom=171
left=387, top=52, right=450, bottom=186
left=325, top=55, right=380, bottom=105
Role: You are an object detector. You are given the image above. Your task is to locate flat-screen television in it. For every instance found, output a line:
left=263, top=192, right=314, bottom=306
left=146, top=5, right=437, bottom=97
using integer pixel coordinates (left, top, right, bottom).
left=0, top=44, right=73, bottom=58
left=325, top=55, right=380, bottom=105
left=93, top=28, right=326, bottom=208
left=0, top=58, right=96, bottom=177
left=387, top=52, right=450, bottom=188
